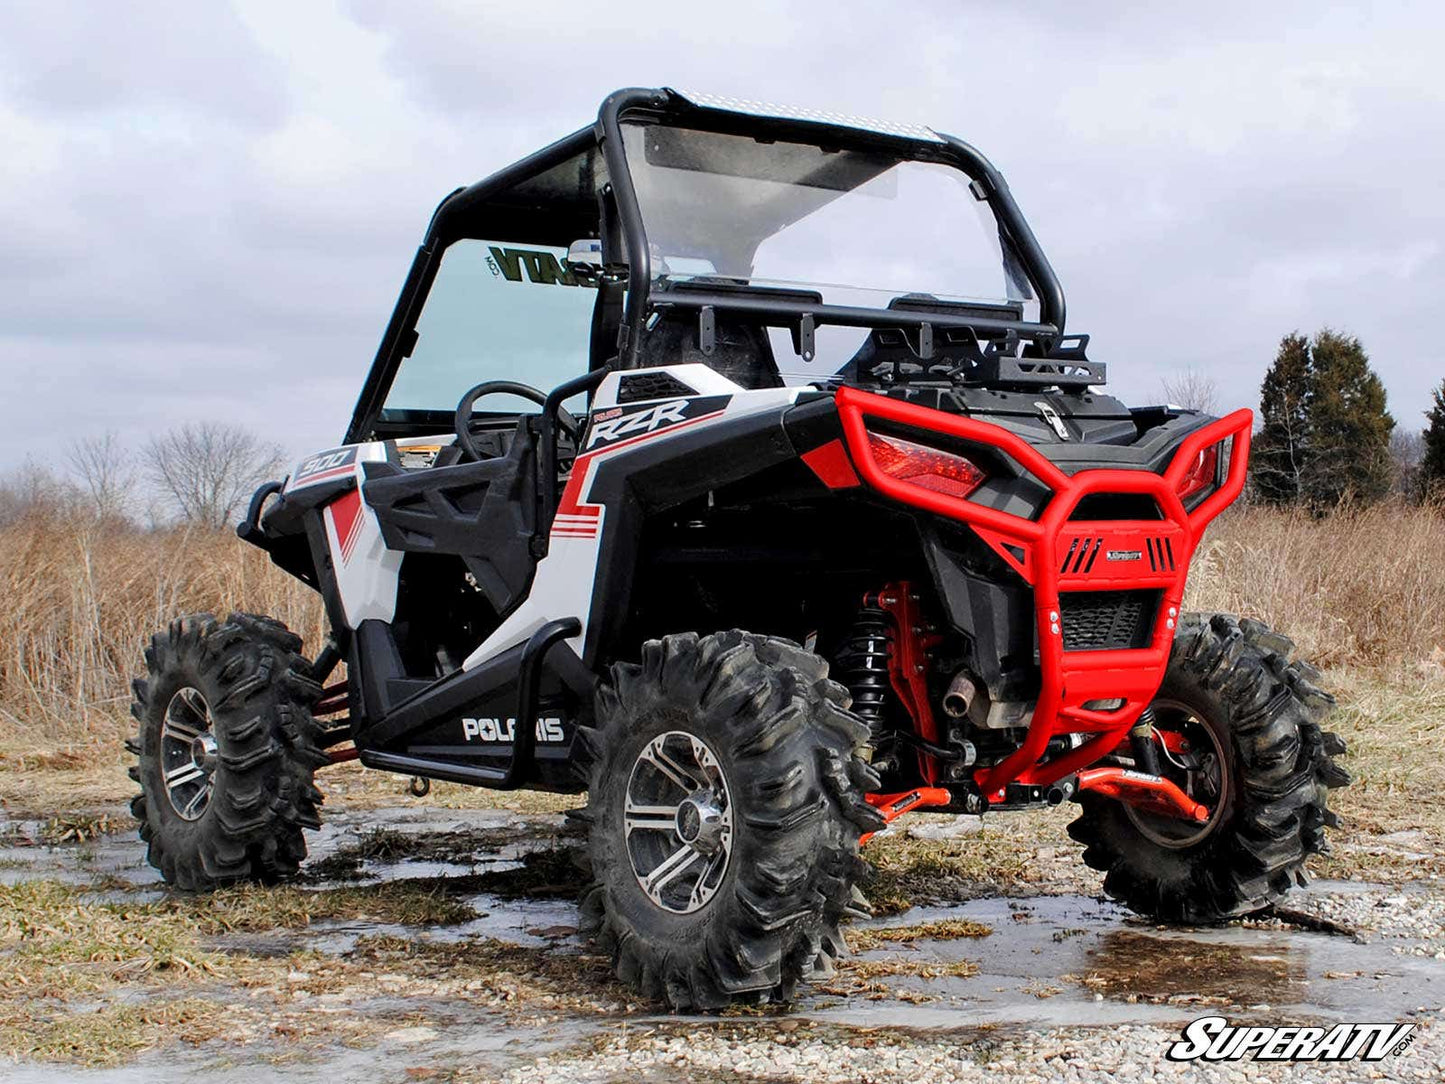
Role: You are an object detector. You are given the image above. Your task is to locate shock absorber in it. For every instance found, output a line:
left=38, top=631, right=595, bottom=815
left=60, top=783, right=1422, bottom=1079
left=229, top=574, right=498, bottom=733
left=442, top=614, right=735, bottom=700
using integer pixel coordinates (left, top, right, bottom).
left=835, top=602, right=892, bottom=740
left=1130, top=706, right=1162, bottom=776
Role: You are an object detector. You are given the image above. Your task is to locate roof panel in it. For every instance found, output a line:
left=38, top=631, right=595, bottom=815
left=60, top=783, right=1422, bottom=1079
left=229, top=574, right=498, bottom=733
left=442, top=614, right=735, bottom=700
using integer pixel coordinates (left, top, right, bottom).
left=673, top=88, right=944, bottom=144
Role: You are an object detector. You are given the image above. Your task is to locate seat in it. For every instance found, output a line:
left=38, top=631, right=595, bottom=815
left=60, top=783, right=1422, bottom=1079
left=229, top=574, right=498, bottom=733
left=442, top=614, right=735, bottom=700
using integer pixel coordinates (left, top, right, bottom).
left=635, top=310, right=783, bottom=390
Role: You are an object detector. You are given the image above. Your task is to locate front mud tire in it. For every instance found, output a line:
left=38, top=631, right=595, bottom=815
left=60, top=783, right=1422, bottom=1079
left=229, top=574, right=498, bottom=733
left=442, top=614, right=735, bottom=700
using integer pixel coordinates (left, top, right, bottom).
left=128, top=613, right=327, bottom=891
left=1068, top=613, right=1350, bottom=922
left=578, top=631, right=883, bottom=1010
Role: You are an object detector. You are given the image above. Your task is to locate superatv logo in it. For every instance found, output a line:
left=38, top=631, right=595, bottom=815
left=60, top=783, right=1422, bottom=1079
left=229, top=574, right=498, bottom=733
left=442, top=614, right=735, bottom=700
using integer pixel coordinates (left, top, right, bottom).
left=1167, top=1016, right=1414, bottom=1063
left=461, top=717, right=565, bottom=744
left=584, top=395, right=731, bottom=451
left=1105, top=549, right=1142, bottom=562
left=486, top=246, right=595, bottom=288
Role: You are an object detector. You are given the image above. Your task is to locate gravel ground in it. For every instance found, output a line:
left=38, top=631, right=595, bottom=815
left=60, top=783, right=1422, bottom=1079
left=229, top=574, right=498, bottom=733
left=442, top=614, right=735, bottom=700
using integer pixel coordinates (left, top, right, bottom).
left=483, top=1020, right=1445, bottom=1084
left=1278, top=884, right=1445, bottom=959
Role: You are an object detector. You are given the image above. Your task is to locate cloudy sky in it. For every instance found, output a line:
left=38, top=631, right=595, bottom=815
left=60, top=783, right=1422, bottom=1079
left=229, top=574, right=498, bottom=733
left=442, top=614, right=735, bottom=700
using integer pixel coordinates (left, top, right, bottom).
left=2, top=0, right=1440, bottom=473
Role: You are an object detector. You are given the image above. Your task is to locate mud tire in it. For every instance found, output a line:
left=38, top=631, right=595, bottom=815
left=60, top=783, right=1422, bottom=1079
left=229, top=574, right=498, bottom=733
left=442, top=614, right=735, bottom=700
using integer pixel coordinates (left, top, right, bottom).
left=128, top=612, right=327, bottom=891
left=577, top=630, right=883, bottom=1010
left=1068, top=613, right=1350, bottom=922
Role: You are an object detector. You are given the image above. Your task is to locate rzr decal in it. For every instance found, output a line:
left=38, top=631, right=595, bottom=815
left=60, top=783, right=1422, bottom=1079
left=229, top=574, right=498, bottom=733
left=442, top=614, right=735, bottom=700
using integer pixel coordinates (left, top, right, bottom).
left=584, top=396, right=731, bottom=451
left=553, top=395, right=734, bottom=541
left=292, top=446, right=358, bottom=489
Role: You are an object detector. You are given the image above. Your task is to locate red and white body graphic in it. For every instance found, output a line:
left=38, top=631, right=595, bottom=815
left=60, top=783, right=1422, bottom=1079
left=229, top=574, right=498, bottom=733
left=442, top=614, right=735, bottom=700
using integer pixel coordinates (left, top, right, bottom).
left=462, top=365, right=801, bottom=669
left=287, top=441, right=409, bottom=629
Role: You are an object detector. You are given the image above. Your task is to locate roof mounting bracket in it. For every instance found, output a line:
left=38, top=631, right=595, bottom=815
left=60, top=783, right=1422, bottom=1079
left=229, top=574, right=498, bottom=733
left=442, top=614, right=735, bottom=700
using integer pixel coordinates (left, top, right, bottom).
left=698, top=305, right=716, bottom=356
left=791, top=313, right=816, bottom=361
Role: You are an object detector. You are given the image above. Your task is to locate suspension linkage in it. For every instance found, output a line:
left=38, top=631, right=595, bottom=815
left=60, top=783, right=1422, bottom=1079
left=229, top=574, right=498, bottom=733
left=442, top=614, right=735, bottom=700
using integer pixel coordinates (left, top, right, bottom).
left=1075, top=766, right=1209, bottom=822
left=860, top=786, right=954, bottom=845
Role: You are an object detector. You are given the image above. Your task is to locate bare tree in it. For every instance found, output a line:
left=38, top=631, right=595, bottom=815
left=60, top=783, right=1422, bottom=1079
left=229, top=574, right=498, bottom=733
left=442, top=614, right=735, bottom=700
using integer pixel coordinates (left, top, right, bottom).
left=1252, top=405, right=1308, bottom=504
left=144, top=423, right=285, bottom=529
left=67, top=432, right=135, bottom=521
left=1161, top=367, right=1221, bottom=414
left=1390, top=428, right=1425, bottom=498
left=1251, top=333, right=1311, bottom=504
left=0, top=460, right=83, bottom=526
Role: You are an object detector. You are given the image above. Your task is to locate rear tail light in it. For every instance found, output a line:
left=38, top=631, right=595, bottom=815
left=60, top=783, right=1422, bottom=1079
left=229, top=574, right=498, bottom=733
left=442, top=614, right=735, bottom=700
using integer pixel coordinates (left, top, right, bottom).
left=867, top=432, right=985, bottom=500
left=1176, top=441, right=1221, bottom=502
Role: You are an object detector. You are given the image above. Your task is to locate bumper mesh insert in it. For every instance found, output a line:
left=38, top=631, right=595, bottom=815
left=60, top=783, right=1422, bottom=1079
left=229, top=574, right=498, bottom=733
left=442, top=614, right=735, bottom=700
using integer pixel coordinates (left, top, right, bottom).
left=1058, top=590, right=1158, bottom=652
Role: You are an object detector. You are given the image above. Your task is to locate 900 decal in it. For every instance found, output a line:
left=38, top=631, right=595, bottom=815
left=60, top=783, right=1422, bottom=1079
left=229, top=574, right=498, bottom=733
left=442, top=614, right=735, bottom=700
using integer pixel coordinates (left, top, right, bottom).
left=291, top=446, right=358, bottom=488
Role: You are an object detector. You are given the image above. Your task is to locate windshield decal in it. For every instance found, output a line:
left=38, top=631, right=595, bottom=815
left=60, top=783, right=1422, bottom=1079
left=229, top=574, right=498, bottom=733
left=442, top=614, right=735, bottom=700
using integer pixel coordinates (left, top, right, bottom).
left=486, top=246, right=595, bottom=289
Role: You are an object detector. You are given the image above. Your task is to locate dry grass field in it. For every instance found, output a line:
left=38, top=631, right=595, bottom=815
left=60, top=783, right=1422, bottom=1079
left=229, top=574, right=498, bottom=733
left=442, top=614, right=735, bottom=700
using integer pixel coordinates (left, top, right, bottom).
left=0, top=518, right=324, bottom=755
left=1, top=500, right=1442, bottom=844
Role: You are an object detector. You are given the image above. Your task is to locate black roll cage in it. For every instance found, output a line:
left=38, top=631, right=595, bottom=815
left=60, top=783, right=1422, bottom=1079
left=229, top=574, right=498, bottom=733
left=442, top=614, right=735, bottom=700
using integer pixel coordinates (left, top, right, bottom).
left=346, top=87, right=1069, bottom=445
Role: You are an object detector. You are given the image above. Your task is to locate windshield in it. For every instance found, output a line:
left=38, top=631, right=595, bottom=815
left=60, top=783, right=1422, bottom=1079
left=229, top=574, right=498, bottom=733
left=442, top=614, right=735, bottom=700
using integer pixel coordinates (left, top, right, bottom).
left=622, top=123, right=1038, bottom=380
left=622, top=123, right=1037, bottom=378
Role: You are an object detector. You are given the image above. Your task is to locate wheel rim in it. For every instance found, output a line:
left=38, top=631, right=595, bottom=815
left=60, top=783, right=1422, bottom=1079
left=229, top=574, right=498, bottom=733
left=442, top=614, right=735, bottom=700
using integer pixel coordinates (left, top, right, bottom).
left=624, top=730, right=734, bottom=914
left=1123, top=698, right=1229, bottom=849
left=160, top=686, right=218, bottom=821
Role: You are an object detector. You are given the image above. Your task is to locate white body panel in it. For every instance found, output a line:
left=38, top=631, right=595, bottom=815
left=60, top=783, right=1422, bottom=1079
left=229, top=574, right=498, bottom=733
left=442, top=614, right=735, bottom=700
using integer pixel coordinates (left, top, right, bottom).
left=325, top=493, right=404, bottom=627
left=461, top=366, right=805, bottom=669
left=589, top=362, right=749, bottom=408
left=286, top=441, right=406, bottom=629
left=289, top=371, right=804, bottom=656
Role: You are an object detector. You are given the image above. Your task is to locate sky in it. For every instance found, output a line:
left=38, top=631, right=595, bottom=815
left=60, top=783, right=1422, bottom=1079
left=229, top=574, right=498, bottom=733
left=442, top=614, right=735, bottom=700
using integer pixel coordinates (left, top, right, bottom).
left=2, top=0, right=1441, bottom=473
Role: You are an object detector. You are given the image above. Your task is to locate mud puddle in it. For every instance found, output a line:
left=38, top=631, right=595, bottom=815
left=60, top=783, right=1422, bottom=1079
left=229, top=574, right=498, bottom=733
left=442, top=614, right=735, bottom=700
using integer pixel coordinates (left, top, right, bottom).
left=3, top=804, right=1441, bottom=1080
left=808, top=892, right=1441, bottom=1030
left=1, top=804, right=573, bottom=890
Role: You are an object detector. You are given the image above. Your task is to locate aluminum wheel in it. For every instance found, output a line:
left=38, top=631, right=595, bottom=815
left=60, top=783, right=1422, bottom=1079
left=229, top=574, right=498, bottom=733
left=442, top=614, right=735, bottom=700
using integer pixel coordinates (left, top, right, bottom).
left=160, top=686, right=218, bottom=821
left=624, top=730, right=734, bottom=914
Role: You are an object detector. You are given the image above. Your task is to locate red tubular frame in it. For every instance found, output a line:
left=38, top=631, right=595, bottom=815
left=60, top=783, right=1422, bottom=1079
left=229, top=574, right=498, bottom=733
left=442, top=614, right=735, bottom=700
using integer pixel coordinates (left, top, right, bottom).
left=836, top=386, right=1252, bottom=802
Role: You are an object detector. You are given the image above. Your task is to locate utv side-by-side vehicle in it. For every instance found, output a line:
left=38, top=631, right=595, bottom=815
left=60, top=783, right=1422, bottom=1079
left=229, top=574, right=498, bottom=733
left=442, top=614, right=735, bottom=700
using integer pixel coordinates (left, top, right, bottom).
left=129, top=88, right=1349, bottom=1009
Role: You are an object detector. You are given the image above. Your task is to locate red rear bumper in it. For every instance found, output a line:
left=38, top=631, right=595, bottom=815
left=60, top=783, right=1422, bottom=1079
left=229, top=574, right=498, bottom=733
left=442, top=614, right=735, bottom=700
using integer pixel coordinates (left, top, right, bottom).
left=836, top=386, right=1251, bottom=800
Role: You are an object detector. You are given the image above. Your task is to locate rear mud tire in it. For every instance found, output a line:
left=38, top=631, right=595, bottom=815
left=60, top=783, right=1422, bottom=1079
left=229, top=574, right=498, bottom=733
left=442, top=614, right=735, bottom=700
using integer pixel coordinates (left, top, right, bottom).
left=577, top=630, right=883, bottom=1010
left=128, top=613, right=327, bottom=891
left=1068, top=613, right=1350, bottom=922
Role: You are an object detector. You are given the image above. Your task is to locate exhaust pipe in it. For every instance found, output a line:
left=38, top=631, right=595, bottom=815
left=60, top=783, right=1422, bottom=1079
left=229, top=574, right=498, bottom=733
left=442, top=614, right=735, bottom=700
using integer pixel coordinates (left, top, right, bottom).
left=942, top=672, right=977, bottom=719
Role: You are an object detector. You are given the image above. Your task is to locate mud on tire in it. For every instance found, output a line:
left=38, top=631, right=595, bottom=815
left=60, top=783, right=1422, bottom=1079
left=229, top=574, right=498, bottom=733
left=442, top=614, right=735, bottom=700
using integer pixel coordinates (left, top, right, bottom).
left=577, top=630, right=883, bottom=1010
left=128, top=612, right=328, bottom=891
left=1068, top=612, right=1351, bottom=922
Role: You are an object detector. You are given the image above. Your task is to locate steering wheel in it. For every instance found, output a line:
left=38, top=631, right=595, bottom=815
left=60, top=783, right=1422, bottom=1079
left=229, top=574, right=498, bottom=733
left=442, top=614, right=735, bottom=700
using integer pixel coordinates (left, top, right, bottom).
left=453, top=380, right=582, bottom=461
